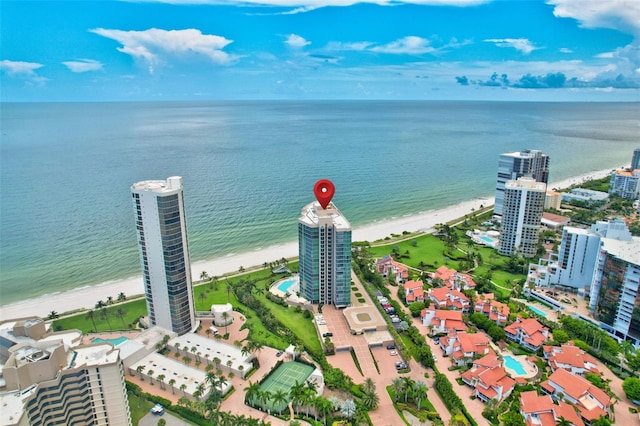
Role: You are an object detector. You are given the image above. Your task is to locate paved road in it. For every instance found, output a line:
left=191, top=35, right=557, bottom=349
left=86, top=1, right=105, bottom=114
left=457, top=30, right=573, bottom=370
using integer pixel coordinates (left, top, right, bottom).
left=139, top=411, right=192, bottom=426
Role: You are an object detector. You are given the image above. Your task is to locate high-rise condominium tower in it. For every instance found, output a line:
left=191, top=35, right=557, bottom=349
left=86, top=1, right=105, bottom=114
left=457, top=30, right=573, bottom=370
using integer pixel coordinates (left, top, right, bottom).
left=632, top=147, right=640, bottom=170
left=499, top=177, right=546, bottom=257
left=132, top=176, right=195, bottom=335
left=298, top=200, right=352, bottom=308
left=494, top=150, right=549, bottom=216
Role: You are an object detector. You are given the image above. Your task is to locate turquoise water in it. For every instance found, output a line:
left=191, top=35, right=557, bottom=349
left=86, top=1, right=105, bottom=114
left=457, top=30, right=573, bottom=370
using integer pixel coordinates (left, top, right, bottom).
left=503, top=355, right=527, bottom=376
left=480, top=236, right=495, bottom=244
left=277, top=278, right=297, bottom=293
left=1, top=101, right=638, bottom=305
left=527, top=305, right=548, bottom=318
left=91, top=336, right=128, bottom=346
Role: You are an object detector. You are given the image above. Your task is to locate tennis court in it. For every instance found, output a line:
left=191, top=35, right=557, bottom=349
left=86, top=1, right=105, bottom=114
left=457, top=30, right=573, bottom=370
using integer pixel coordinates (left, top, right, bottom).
left=253, top=361, right=314, bottom=413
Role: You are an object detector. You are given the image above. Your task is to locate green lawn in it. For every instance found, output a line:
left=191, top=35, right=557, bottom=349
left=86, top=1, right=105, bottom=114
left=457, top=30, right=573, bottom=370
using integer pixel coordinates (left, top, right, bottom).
left=53, top=299, right=147, bottom=334
left=369, top=234, right=466, bottom=270
left=127, top=390, right=154, bottom=425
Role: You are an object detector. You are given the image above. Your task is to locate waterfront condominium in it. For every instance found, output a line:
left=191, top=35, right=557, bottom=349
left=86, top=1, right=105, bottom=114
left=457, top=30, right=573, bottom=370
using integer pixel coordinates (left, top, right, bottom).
left=0, top=318, right=131, bottom=425
left=632, top=147, right=640, bottom=170
left=131, top=176, right=195, bottom=335
left=298, top=199, right=352, bottom=308
left=494, top=150, right=549, bottom=217
left=589, top=233, right=640, bottom=348
left=499, top=177, right=546, bottom=257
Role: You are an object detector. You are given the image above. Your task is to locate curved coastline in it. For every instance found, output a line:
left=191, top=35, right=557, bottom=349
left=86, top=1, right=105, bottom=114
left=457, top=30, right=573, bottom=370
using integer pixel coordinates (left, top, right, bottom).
left=0, top=167, right=616, bottom=321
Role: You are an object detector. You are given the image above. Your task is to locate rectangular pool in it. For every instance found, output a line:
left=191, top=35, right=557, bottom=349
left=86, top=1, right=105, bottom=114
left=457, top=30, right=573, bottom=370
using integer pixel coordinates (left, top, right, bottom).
left=527, top=305, right=547, bottom=318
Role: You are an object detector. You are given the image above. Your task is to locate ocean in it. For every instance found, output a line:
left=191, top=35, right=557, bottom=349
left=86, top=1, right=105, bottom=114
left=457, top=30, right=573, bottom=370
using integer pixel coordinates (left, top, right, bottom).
left=1, top=101, right=638, bottom=305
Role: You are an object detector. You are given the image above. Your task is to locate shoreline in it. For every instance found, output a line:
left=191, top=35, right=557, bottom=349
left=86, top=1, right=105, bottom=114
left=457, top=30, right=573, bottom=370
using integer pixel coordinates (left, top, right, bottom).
left=0, top=167, right=615, bottom=321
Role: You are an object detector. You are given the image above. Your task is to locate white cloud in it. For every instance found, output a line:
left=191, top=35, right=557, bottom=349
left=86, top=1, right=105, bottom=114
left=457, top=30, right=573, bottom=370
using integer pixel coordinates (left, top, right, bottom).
left=90, top=28, right=235, bottom=73
left=285, top=34, right=311, bottom=48
left=484, top=38, right=539, bottom=54
left=62, top=59, right=103, bottom=73
left=0, top=59, right=43, bottom=76
left=559, top=47, right=573, bottom=53
left=326, top=41, right=374, bottom=51
left=596, top=52, right=615, bottom=59
left=371, top=36, right=436, bottom=54
left=547, top=0, right=640, bottom=36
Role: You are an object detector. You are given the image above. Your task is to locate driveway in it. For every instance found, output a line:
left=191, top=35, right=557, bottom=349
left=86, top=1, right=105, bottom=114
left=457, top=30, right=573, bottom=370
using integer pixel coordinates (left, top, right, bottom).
left=139, top=411, right=193, bottom=426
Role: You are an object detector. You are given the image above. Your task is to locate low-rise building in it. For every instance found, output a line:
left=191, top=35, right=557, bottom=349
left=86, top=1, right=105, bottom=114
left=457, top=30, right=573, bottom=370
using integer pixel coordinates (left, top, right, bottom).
left=404, top=280, right=425, bottom=303
left=540, top=368, right=612, bottom=423
left=420, top=308, right=466, bottom=335
left=545, top=190, right=562, bottom=210
left=474, top=293, right=510, bottom=325
left=438, top=331, right=491, bottom=366
left=504, top=317, right=549, bottom=351
left=376, top=255, right=409, bottom=284
left=542, top=343, right=599, bottom=376
left=461, top=352, right=516, bottom=403
left=561, top=188, right=609, bottom=205
left=540, top=212, right=570, bottom=231
left=427, top=287, right=470, bottom=312
left=432, top=265, right=476, bottom=290
left=519, top=391, right=584, bottom=426
left=210, top=303, right=234, bottom=327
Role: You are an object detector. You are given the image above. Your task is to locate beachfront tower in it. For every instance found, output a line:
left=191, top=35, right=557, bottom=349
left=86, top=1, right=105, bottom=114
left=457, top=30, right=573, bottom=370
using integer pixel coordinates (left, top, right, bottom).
left=632, top=147, right=640, bottom=170
left=588, top=233, right=640, bottom=348
left=131, top=177, right=195, bottom=335
left=494, top=150, right=549, bottom=217
left=298, top=200, right=352, bottom=308
left=499, top=177, right=546, bottom=257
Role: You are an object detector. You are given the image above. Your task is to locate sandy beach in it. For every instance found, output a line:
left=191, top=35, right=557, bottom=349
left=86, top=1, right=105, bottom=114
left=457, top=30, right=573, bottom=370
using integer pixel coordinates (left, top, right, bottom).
left=0, top=167, right=616, bottom=322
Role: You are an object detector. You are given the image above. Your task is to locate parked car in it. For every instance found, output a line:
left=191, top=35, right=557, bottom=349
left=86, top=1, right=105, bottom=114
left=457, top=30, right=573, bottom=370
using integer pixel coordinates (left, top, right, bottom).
left=322, top=332, right=333, bottom=337
left=276, top=350, right=283, bottom=357
left=390, top=351, right=398, bottom=356
left=387, top=344, right=396, bottom=350
left=150, top=404, right=164, bottom=415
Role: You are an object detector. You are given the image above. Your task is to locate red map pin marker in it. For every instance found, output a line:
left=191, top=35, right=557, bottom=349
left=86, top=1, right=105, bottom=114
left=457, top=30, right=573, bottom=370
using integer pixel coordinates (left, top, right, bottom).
left=314, top=179, right=335, bottom=209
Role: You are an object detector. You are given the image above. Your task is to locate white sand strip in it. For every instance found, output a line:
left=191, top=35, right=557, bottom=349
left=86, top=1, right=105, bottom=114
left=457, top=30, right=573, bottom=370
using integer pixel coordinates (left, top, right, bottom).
left=0, top=167, right=616, bottom=321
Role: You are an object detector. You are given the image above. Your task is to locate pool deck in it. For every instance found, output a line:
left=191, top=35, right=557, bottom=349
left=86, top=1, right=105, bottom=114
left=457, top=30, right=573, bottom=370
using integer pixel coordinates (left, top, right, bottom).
left=269, top=275, right=309, bottom=305
left=502, top=353, right=537, bottom=379
left=82, top=331, right=141, bottom=346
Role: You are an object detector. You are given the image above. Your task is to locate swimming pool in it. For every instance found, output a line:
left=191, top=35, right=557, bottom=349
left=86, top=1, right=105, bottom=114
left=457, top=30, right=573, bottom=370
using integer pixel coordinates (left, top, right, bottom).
left=480, top=236, right=495, bottom=244
left=503, top=355, right=527, bottom=376
left=91, top=336, right=128, bottom=346
left=527, top=305, right=547, bottom=318
left=277, top=278, right=296, bottom=293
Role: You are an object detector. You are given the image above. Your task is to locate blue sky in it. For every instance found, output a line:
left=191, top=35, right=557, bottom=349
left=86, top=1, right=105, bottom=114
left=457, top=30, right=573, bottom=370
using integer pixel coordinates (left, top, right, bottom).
left=1, top=0, right=639, bottom=101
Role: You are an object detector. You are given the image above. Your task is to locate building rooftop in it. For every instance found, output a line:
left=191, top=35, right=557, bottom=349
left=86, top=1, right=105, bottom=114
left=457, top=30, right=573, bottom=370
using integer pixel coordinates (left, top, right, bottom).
left=299, top=201, right=351, bottom=230
left=131, top=176, right=183, bottom=193
left=600, top=235, right=640, bottom=265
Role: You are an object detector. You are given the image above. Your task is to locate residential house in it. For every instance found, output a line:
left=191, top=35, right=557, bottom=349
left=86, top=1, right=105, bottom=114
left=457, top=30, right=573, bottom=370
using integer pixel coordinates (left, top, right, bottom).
left=543, top=343, right=599, bottom=376
left=540, top=368, right=612, bottom=423
left=427, top=287, right=470, bottom=312
left=519, top=391, right=584, bottom=426
left=461, top=352, right=517, bottom=403
left=376, top=255, right=409, bottom=284
left=474, top=293, right=510, bottom=325
left=505, top=317, right=550, bottom=351
left=438, top=331, right=491, bottom=366
left=421, top=308, right=466, bottom=335
left=404, top=279, right=425, bottom=304
left=432, top=265, right=476, bottom=290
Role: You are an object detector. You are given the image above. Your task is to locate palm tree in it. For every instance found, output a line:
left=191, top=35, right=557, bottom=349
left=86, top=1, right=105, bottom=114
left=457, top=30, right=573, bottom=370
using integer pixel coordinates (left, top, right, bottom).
left=402, top=376, right=414, bottom=402
left=86, top=310, right=98, bottom=332
left=413, top=381, right=427, bottom=410
left=556, top=417, right=572, bottom=426
left=48, top=310, right=59, bottom=320
left=213, top=357, right=221, bottom=371
left=198, top=292, right=207, bottom=304
left=180, top=383, right=187, bottom=396
left=115, top=308, right=127, bottom=328
left=147, top=369, right=154, bottom=385
left=226, top=282, right=233, bottom=303
left=222, top=311, right=230, bottom=334
left=106, top=296, right=114, bottom=305
left=315, top=397, right=333, bottom=426
left=168, top=378, right=176, bottom=394
left=100, top=307, right=112, bottom=331
left=391, top=378, right=405, bottom=402
left=200, top=271, right=209, bottom=282
left=271, top=389, right=289, bottom=414
left=245, top=381, right=261, bottom=407
left=289, top=380, right=305, bottom=413
left=340, top=399, right=356, bottom=419
left=157, top=374, right=165, bottom=390
left=117, top=292, right=126, bottom=302
left=135, top=365, right=144, bottom=380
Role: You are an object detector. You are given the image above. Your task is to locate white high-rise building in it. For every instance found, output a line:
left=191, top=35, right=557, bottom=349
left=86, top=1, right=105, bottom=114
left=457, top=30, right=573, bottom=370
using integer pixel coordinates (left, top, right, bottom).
left=499, top=177, right=546, bottom=257
left=494, top=150, right=549, bottom=216
left=631, top=147, right=640, bottom=171
left=132, top=177, right=195, bottom=335
left=527, top=218, right=632, bottom=290
left=298, top=200, right=352, bottom=308
left=609, top=168, right=640, bottom=200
